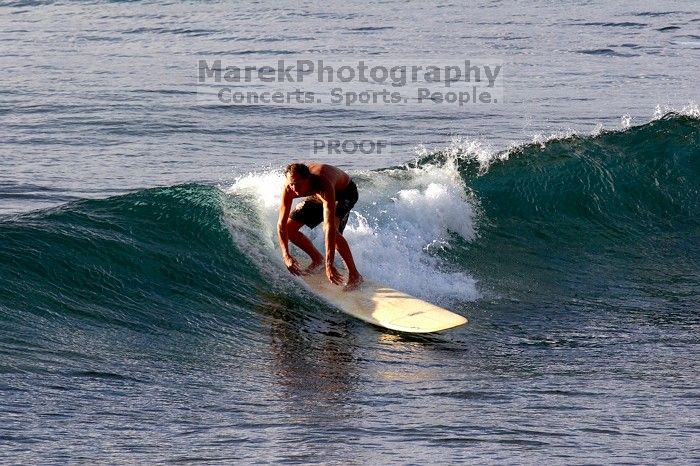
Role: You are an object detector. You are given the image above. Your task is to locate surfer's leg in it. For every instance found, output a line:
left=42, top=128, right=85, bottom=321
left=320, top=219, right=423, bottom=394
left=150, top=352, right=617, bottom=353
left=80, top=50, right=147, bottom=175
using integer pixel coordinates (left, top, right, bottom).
left=287, top=219, right=323, bottom=270
left=333, top=217, right=363, bottom=291
left=288, top=201, right=324, bottom=273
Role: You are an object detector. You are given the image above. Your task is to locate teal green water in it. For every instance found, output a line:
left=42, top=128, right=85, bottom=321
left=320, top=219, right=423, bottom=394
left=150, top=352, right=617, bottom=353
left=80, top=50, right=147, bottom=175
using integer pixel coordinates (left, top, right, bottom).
left=460, top=113, right=700, bottom=304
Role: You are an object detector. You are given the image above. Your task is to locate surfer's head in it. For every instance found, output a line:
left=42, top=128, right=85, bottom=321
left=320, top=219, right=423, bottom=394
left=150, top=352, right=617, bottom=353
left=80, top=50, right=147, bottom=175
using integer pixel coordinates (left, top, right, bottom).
left=285, top=163, right=312, bottom=196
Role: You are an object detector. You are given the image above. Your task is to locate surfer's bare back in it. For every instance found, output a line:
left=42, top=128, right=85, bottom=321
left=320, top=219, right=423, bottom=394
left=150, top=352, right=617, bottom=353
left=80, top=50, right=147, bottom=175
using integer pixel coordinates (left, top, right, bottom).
left=277, top=162, right=363, bottom=291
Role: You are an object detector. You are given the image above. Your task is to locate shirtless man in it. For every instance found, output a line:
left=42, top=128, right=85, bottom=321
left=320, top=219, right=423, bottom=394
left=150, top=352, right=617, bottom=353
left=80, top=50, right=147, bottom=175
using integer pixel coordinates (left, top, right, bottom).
left=277, top=162, right=363, bottom=291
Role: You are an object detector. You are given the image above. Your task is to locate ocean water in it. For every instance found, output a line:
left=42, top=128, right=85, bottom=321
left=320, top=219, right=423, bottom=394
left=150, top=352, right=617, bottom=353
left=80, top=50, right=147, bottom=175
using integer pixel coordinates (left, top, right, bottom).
left=1, top=0, right=699, bottom=464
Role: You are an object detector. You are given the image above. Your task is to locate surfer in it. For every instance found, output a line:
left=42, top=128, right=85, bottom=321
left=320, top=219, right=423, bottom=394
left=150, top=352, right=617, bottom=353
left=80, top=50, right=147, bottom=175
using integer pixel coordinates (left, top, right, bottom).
left=277, top=162, right=363, bottom=291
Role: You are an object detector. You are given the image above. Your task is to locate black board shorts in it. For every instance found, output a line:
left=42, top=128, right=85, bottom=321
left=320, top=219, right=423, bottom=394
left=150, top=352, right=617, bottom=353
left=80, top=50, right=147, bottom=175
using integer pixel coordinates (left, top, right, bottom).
left=290, top=180, right=358, bottom=234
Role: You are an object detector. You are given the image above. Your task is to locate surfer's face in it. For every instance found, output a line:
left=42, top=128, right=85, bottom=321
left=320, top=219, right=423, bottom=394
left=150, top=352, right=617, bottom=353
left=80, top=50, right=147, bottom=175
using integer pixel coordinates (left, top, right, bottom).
left=287, top=173, right=311, bottom=196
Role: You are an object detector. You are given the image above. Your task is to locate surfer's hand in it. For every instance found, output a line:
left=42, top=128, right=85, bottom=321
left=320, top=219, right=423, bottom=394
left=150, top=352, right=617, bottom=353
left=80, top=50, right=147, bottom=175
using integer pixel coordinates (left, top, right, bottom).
left=284, top=254, right=301, bottom=275
left=325, top=263, right=344, bottom=286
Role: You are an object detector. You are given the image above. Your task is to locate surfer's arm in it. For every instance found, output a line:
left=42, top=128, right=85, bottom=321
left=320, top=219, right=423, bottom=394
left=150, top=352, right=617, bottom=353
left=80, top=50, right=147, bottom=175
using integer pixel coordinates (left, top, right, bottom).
left=277, top=187, right=302, bottom=275
left=277, top=187, right=293, bottom=260
left=322, top=187, right=336, bottom=265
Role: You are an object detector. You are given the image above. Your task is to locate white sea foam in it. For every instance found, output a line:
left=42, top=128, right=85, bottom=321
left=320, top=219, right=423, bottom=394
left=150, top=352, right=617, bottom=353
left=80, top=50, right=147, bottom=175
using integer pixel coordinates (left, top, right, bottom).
left=223, top=159, right=480, bottom=304
left=653, top=101, right=699, bottom=119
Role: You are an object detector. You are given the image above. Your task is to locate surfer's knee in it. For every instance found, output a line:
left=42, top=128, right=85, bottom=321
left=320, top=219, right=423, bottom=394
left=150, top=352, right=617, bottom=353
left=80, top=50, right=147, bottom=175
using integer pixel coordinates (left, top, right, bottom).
left=286, top=218, right=303, bottom=235
left=333, top=216, right=344, bottom=235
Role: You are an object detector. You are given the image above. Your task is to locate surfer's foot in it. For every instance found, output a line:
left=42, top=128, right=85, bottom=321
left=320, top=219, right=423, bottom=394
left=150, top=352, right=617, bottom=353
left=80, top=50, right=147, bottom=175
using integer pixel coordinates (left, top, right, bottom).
left=301, top=259, right=323, bottom=275
left=343, top=273, right=363, bottom=292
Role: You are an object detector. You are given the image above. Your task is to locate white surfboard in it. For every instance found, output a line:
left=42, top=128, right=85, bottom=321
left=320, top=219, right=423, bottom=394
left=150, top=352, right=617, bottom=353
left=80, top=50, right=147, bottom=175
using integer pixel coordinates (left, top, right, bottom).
left=299, top=270, right=467, bottom=333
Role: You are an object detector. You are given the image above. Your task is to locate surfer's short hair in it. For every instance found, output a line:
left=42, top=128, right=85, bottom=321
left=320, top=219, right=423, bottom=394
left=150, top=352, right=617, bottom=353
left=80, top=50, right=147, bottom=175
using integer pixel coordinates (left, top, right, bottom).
left=284, top=163, right=310, bottom=179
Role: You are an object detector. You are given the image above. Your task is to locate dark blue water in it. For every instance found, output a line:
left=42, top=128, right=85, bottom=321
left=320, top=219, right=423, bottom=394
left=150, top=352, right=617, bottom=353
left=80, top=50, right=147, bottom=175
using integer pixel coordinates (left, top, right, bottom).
left=1, top=0, right=699, bottom=464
